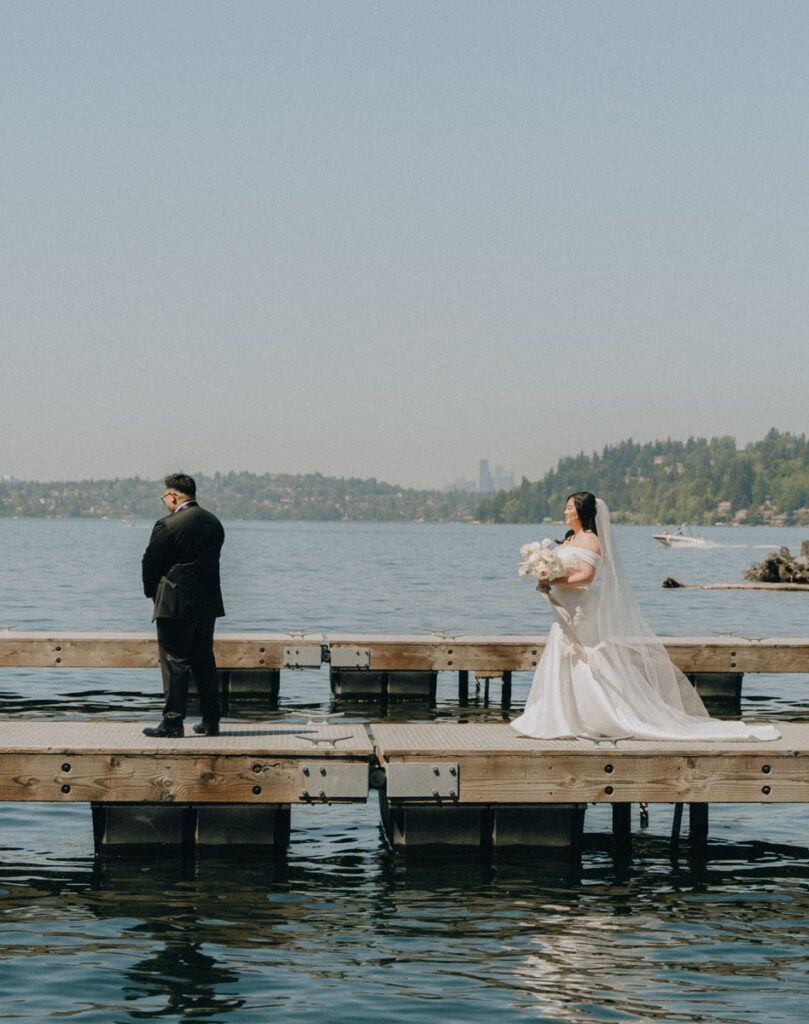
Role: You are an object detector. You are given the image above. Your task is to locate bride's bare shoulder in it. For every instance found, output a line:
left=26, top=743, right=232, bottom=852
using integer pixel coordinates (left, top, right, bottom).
left=576, top=531, right=602, bottom=556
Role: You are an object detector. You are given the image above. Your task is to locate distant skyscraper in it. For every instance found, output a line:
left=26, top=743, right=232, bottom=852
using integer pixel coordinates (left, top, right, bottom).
left=478, top=459, right=495, bottom=494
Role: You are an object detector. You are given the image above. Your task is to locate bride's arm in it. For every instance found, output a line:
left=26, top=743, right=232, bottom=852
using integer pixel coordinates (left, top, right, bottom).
left=552, top=562, right=597, bottom=589
left=548, top=535, right=600, bottom=589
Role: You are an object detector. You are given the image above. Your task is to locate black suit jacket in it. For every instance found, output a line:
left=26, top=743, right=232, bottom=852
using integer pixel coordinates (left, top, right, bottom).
left=142, top=502, right=225, bottom=621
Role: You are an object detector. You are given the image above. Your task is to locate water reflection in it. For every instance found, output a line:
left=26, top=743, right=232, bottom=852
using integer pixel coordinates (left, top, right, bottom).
left=122, top=925, right=245, bottom=1019
left=1, top=828, right=809, bottom=1023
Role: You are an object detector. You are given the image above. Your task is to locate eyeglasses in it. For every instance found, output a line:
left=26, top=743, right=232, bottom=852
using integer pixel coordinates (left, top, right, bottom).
left=160, top=492, right=178, bottom=505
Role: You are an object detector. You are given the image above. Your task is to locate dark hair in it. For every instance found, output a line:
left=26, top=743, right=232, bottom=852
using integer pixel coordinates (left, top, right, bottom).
left=559, top=491, right=598, bottom=542
left=165, top=472, right=196, bottom=498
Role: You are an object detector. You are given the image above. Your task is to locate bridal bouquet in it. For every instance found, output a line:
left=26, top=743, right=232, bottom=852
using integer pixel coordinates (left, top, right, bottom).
left=518, top=539, right=579, bottom=584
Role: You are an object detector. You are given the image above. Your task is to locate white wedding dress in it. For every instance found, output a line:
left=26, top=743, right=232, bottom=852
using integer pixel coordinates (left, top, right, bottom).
left=511, top=505, right=780, bottom=742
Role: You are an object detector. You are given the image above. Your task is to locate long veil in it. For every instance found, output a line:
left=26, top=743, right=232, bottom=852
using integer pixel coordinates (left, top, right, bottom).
left=595, top=498, right=709, bottom=718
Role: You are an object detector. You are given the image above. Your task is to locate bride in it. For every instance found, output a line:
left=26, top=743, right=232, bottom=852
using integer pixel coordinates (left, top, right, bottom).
left=510, top=492, right=780, bottom=741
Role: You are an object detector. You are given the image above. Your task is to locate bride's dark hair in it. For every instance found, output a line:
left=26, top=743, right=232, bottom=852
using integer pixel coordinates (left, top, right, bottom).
left=559, top=491, right=599, bottom=542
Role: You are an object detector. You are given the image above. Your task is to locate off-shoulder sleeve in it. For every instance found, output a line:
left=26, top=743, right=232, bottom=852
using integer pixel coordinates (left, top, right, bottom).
left=565, top=545, right=602, bottom=569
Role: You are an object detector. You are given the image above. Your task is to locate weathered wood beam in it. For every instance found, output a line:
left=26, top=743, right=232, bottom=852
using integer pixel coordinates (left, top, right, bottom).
left=0, top=721, right=372, bottom=804
left=371, top=723, right=809, bottom=805
left=328, top=634, right=809, bottom=674
left=3, top=631, right=809, bottom=674
left=0, top=632, right=322, bottom=669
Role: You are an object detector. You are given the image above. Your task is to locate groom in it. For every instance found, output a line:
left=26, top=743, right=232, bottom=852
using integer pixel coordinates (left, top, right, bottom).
left=141, top=473, right=225, bottom=737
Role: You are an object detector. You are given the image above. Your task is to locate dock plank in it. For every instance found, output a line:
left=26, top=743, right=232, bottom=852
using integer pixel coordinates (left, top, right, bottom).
left=0, top=632, right=323, bottom=669
left=370, top=722, right=809, bottom=804
left=328, top=634, right=809, bottom=674
left=0, top=721, right=372, bottom=804
left=4, top=631, right=809, bottom=673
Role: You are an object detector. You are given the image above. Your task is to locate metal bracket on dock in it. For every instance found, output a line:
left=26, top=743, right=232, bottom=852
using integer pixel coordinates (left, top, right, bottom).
left=299, top=762, right=370, bottom=801
left=283, top=645, right=323, bottom=669
left=329, top=647, right=371, bottom=669
left=385, top=763, right=459, bottom=800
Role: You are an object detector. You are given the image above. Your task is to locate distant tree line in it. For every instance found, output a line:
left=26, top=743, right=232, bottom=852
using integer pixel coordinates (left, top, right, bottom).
left=0, top=471, right=478, bottom=522
left=477, top=429, right=809, bottom=526
left=5, top=430, right=809, bottom=524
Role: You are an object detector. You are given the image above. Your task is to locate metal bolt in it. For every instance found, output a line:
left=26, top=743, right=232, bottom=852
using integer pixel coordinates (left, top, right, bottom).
left=61, top=784, right=71, bottom=794
left=762, top=786, right=771, bottom=795
left=61, top=763, right=71, bottom=773
left=604, top=764, right=614, bottom=774
left=604, top=785, right=614, bottom=795
left=762, top=764, right=771, bottom=774
left=252, top=785, right=262, bottom=795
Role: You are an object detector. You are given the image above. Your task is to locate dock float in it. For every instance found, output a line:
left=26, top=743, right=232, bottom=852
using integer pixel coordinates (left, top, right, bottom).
left=0, top=720, right=372, bottom=854
left=371, top=722, right=808, bottom=851
left=0, top=720, right=805, bottom=855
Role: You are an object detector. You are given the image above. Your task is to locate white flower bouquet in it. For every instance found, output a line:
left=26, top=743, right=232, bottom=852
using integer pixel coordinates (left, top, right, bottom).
left=518, top=539, right=579, bottom=585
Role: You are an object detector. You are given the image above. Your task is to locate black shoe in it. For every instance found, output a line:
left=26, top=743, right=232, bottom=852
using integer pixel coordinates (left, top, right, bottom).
left=193, top=720, right=220, bottom=736
left=143, top=718, right=184, bottom=738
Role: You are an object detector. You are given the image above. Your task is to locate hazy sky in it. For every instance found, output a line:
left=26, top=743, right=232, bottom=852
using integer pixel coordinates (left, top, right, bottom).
left=3, top=1, right=808, bottom=489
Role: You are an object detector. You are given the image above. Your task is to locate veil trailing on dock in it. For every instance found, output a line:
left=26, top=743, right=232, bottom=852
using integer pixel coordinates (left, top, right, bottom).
left=593, top=498, right=708, bottom=719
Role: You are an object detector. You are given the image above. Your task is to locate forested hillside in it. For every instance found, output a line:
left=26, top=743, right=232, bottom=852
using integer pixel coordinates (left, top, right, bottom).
left=5, top=430, right=809, bottom=524
left=0, top=472, right=477, bottom=521
left=477, top=430, right=809, bottom=525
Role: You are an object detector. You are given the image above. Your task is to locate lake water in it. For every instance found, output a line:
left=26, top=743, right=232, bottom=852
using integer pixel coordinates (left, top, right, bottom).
left=1, top=518, right=809, bottom=1023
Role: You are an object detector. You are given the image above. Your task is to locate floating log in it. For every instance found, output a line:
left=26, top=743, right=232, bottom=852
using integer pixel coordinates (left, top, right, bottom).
left=663, top=577, right=809, bottom=590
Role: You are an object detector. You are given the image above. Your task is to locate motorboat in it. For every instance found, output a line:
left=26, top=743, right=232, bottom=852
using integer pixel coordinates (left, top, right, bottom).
left=652, top=526, right=710, bottom=548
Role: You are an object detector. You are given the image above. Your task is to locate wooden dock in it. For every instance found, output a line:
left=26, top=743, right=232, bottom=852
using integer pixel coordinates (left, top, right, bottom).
left=0, top=719, right=373, bottom=854
left=0, top=719, right=804, bottom=853
left=3, top=630, right=809, bottom=673
left=0, top=720, right=372, bottom=804
left=3, top=630, right=809, bottom=705
left=3, top=719, right=802, bottom=807
left=0, top=631, right=322, bottom=669
left=371, top=722, right=808, bottom=804
left=2, top=628, right=806, bottom=853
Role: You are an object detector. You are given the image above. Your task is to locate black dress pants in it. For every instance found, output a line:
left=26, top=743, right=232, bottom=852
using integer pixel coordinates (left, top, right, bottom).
left=156, top=613, right=220, bottom=723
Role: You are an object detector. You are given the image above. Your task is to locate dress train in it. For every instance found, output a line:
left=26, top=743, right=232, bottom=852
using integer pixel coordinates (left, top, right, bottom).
left=510, top=546, right=780, bottom=742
